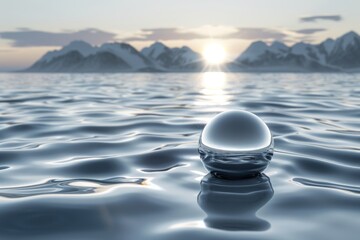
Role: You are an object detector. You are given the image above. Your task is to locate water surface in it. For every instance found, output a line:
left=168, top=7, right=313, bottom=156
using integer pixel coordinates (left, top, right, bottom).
left=0, top=73, right=359, bottom=239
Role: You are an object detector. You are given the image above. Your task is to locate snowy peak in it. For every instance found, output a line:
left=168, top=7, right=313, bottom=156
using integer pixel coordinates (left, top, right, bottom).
left=340, top=31, right=359, bottom=42
left=40, top=40, right=97, bottom=62
left=237, top=41, right=268, bottom=62
left=235, top=31, right=360, bottom=71
left=37, top=40, right=152, bottom=70
left=27, top=31, right=360, bottom=72
left=28, top=40, right=202, bottom=72
left=270, top=41, right=288, bottom=52
left=141, top=42, right=202, bottom=68
left=237, top=41, right=288, bottom=62
left=327, top=31, right=360, bottom=68
left=333, top=31, right=360, bottom=50
left=319, top=38, right=335, bottom=54
left=64, top=40, right=94, bottom=53
left=100, top=42, right=149, bottom=69
left=291, top=42, right=329, bottom=65
left=171, top=46, right=201, bottom=63
left=141, top=42, right=169, bottom=59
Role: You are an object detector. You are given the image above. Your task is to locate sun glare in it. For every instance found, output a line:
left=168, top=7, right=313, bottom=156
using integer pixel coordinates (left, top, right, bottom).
left=203, top=42, right=226, bottom=65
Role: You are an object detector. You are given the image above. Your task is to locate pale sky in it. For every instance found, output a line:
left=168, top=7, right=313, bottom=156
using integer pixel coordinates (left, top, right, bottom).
left=0, top=0, right=359, bottom=71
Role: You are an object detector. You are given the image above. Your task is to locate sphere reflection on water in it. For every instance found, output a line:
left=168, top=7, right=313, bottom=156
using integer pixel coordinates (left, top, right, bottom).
left=197, top=173, right=274, bottom=231
left=199, top=110, right=273, bottom=178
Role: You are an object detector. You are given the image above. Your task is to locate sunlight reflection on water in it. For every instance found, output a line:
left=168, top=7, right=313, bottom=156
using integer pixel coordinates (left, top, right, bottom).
left=197, top=72, right=230, bottom=106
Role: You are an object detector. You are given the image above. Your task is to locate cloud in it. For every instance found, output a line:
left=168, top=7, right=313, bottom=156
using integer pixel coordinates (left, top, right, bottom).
left=227, top=28, right=287, bottom=41
left=300, top=15, right=342, bottom=22
left=123, top=28, right=202, bottom=41
left=0, top=26, right=292, bottom=47
left=294, top=28, right=327, bottom=35
left=0, top=28, right=117, bottom=47
left=123, top=27, right=288, bottom=41
left=178, top=25, right=238, bottom=37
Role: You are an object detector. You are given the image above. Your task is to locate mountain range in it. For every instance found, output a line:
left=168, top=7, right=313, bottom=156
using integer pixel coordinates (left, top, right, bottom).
left=25, top=31, right=360, bottom=72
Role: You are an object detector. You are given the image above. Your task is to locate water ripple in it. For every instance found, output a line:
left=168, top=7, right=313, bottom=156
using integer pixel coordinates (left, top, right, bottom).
left=293, top=177, right=360, bottom=194
left=0, top=177, right=146, bottom=198
left=0, top=73, right=359, bottom=239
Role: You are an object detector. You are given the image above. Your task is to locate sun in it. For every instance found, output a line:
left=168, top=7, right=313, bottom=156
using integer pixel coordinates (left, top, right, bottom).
left=203, top=42, right=226, bottom=65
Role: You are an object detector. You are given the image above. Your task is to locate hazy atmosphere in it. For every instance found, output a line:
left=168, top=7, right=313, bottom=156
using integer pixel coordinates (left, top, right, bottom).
left=1, top=0, right=360, bottom=70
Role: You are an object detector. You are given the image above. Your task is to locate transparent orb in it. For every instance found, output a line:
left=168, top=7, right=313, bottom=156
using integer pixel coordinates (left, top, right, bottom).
left=199, top=110, right=273, bottom=179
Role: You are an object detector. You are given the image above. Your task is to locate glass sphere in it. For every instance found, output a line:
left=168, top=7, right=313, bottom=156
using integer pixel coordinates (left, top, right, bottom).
left=199, top=110, right=273, bottom=179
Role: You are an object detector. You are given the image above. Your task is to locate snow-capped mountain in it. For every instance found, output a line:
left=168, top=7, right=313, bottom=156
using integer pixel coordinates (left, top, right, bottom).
left=141, top=42, right=168, bottom=60
left=29, top=41, right=156, bottom=72
left=39, top=40, right=97, bottom=63
left=141, top=42, right=203, bottom=70
left=27, top=41, right=203, bottom=72
left=28, top=50, right=132, bottom=73
left=234, top=40, right=333, bottom=72
left=25, top=31, right=360, bottom=72
left=234, top=31, right=360, bottom=72
left=327, top=31, right=360, bottom=69
left=237, top=41, right=288, bottom=63
left=235, top=40, right=332, bottom=71
left=99, top=42, right=153, bottom=70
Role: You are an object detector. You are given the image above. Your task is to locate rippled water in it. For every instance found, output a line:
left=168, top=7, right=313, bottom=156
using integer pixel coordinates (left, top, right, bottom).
left=0, top=73, right=359, bottom=240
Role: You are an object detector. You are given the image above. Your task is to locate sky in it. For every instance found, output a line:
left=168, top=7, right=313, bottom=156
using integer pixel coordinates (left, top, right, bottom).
left=0, top=0, right=359, bottom=71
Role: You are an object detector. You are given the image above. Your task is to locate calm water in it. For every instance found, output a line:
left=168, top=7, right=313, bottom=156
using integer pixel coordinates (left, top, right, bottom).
left=0, top=73, right=359, bottom=240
